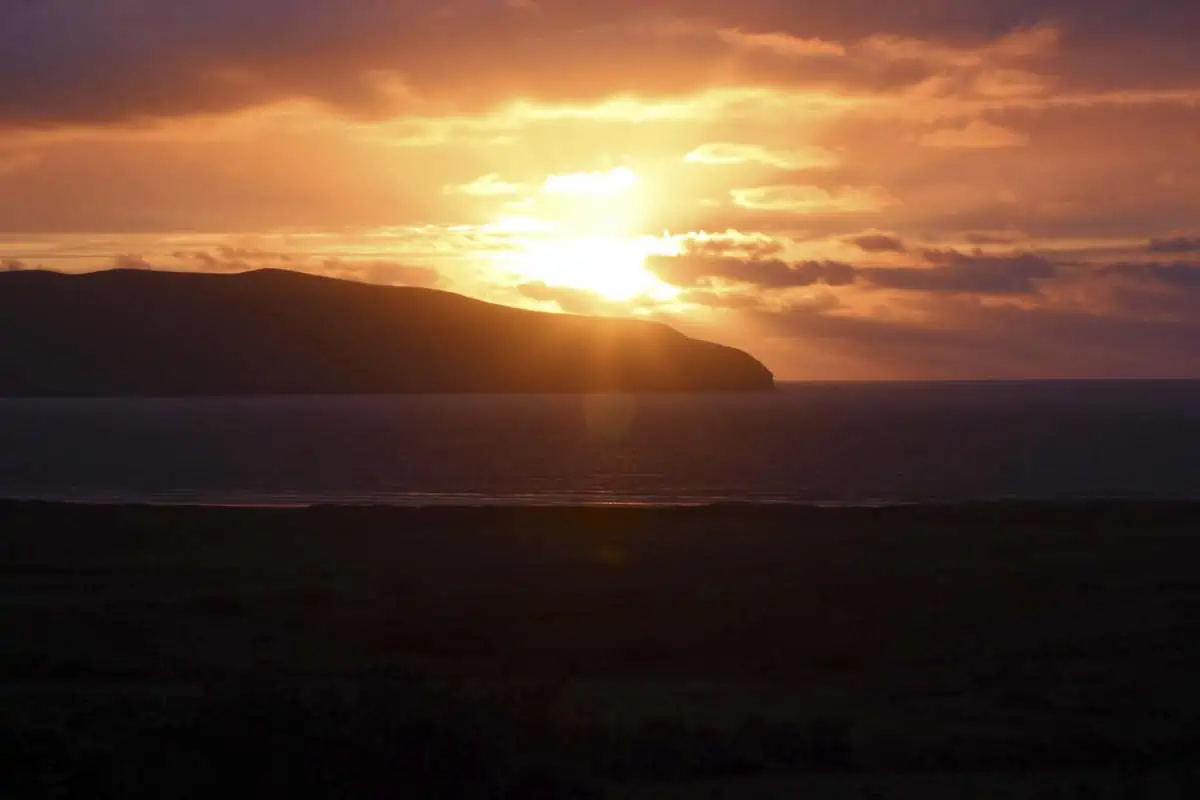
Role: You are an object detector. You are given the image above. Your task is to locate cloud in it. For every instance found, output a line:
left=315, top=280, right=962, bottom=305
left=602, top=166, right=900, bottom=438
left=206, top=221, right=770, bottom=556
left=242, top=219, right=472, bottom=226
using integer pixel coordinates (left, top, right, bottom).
left=964, top=231, right=1026, bottom=246
left=919, top=120, right=1030, bottom=149
left=2, top=258, right=28, bottom=271
left=1149, top=235, right=1200, bottom=253
left=857, top=35, right=986, bottom=68
left=654, top=247, right=1057, bottom=296
left=974, top=69, right=1050, bottom=98
left=684, top=143, right=840, bottom=170
left=757, top=302, right=1200, bottom=380
left=445, top=174, right=523, bottom=196
left=0, top=2, right=1192, bottom=134
left=714, top=28, right=846, bottom=58
left=853, top=26, right=1058, bottom=71
left=322, top=259, right=441, bottom=287
left=731, top=184, right=895, bottom=213
left=112, top=254, right=156, bottom=271
left=172, top=248, right=295, bottom=273
left=653, top=241, right=1066, bottom=298
left=857, top=250, right=1058, bottom=294
left=990, top=26, right=1062, bottom=60
left=0, top=150, right=38, bottom=176
left=169, top=249, right=440, bottom=287
left=678, top=289, right=770, bottom=311
left=648, top=254, right=856, bottom=290
left=671, top=231, right=787, bottom=260
left=0, top=3, right=859, bottom=127
left=1098, top=260, right=1200, bottom=290
left=846, top=233, right=907, bottom=253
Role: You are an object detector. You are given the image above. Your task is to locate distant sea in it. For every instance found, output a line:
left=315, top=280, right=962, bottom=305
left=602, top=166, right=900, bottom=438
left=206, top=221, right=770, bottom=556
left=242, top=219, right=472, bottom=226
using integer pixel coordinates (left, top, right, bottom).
left=2, top=381, right=1200, bottom=507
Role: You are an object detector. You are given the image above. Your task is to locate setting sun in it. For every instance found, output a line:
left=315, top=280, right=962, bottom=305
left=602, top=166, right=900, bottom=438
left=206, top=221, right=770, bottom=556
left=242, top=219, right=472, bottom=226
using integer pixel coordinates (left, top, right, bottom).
left=508, top=234, right=680, bottom=302
left=486, top=167, right=680, bottom=303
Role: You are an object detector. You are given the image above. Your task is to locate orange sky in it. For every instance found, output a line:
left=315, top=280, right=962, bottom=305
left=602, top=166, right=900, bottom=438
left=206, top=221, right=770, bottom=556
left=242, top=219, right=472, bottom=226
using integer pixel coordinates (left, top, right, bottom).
left=3, top=1, right=1200, bottom=379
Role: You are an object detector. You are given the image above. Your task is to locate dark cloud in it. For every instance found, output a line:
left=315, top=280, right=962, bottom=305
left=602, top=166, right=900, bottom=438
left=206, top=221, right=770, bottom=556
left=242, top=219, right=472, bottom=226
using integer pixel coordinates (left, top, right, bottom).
left=859, top=250, right=1057, bottom=294
left=1099, top=261, right=1200, bottom=290
left=720, top=252, right=1200, bottom=378
left=0, top=1, right=851, bottom=126
left=0, top=1, right=433, bottom=126
left=2, top=258, right=27, bottom=271
left=648, top=254, right=857, bottom=289
left=846, top=233, right=907, bottom=253
left=651, top=246, right=1065, bottom=296
left=756, top=301, right=1200, bottom=380
left=2, top=1, right=1198, bottom=127
left=964, top=231, right=1025, bottom=246
left=1149, top=235, right=1200, bottom=253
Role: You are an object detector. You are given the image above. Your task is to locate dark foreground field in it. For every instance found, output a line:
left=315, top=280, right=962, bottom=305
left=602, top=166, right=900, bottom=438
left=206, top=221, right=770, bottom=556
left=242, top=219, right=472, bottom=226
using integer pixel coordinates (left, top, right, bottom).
left=2, top=502, right=1199, bottom=797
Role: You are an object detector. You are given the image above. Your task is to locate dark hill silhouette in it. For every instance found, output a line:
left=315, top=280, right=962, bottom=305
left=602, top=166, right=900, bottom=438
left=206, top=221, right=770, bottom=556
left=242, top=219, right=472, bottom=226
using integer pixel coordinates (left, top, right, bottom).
left=0, top=269, right=774, bottom=395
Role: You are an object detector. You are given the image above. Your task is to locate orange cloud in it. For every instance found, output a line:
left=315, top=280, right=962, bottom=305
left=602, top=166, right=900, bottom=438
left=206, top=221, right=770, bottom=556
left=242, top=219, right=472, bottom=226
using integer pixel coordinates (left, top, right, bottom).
left=445, top=174, right=525, bottom=197
left=685, top=143, right=840, bottom=169
left=715, top=28, right=847, bottom=58
left=919, top=120, right=1029, bottom=149
left=731, top=185, right=896, bottom=214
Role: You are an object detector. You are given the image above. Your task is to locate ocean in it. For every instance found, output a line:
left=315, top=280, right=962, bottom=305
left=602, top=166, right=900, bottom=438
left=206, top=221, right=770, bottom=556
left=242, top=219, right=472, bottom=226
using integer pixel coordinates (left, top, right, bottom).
left=2, top=381, right=1199, bottom=507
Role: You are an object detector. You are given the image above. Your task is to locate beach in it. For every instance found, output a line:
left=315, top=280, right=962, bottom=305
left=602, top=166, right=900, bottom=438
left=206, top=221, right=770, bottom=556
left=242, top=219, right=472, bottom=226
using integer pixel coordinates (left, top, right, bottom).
left=2, top=501, right=1198, bottom=797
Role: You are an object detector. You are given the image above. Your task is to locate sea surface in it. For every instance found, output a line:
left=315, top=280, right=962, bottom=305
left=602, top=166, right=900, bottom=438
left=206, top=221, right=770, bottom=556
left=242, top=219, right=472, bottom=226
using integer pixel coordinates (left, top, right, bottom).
left=2, top=381, right=1200, bottom=507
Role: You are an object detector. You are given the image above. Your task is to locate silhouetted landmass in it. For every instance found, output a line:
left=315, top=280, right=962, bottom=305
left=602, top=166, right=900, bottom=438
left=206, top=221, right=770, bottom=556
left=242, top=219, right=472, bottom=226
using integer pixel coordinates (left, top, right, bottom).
left=2, top=501, right=1199, bottom=796
left=0, top=269, right=774, bottom=395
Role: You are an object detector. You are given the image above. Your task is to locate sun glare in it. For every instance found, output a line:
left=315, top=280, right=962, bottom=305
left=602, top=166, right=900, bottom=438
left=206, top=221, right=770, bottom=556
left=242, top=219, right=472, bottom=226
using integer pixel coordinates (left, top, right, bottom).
left=541, top=167, right=641, bottom=197
left=488, top=167, right=680, bottom=304
left=514, top=235, right=679, bottom=302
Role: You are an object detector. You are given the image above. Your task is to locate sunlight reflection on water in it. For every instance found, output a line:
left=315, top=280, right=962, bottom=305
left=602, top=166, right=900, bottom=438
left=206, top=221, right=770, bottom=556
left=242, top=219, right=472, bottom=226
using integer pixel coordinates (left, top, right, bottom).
left=583, top=394, right=638, bottom=440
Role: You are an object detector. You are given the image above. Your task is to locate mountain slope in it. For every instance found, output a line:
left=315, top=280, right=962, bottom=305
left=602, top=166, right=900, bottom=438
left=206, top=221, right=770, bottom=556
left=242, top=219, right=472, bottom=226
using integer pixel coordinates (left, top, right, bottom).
left=0, top=269, right=775, bottom=395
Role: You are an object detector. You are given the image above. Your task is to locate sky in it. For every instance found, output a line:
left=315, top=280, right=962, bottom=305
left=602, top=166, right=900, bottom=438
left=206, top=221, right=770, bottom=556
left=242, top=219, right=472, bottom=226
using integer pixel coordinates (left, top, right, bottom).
left=2, top=0, right=1199, bottom=380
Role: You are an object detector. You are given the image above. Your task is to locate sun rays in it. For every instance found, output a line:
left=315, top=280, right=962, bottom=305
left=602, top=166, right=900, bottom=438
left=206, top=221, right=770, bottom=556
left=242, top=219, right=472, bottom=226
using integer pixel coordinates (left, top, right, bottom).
left=485, top=167, right=680, bottom=304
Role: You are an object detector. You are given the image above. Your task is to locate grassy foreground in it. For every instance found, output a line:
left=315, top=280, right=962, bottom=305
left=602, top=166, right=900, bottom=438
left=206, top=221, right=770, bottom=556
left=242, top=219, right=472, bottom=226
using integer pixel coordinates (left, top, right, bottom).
left=2, top=501, right=1199, bottom=797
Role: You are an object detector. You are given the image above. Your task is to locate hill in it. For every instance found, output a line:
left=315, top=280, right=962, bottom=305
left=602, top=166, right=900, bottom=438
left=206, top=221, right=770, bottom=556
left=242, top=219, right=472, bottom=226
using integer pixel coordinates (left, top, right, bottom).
left=0, top=269, right=774, bottom=395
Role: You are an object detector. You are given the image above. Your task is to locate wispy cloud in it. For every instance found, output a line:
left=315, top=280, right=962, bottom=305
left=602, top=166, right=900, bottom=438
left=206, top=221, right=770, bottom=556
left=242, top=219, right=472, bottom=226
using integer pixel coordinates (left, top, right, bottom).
left=731, top=185, right=896, bottom=214
left=919, top=119, right=1030, bottom=149
left=685, top=143, right=840, bottom=169
left=444, top=174, right=524, bottom=196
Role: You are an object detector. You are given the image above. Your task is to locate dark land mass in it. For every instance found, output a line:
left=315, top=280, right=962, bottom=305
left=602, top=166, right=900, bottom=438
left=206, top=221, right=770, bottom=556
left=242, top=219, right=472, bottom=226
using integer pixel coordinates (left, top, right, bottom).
left=2, top=501, right=1199, bottom=797
left=0, top=269, right=774, bottom=396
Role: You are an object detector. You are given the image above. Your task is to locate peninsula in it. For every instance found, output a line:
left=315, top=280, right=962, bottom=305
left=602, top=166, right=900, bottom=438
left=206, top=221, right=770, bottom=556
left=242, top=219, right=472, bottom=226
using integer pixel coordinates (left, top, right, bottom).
left=0, top=269, right=774, bottom=395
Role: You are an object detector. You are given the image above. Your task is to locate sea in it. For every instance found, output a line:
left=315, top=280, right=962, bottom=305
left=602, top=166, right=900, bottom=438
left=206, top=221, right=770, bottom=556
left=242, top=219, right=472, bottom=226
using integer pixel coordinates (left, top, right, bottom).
left=2, top=381, right=1199, bottom=507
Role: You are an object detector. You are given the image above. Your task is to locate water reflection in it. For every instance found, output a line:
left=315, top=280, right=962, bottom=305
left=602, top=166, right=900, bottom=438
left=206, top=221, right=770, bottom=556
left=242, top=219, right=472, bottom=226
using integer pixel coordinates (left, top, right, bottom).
left=583, top=394, right=637, bottom=440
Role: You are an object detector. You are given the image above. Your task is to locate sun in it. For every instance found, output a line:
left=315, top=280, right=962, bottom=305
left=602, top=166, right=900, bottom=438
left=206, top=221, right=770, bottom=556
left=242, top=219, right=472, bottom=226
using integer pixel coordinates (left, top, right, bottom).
left=486, top=167, right=680, bottom=303
left=511, top=235, right=678, bottom=302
